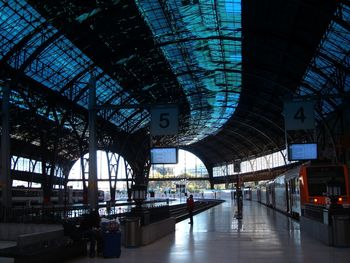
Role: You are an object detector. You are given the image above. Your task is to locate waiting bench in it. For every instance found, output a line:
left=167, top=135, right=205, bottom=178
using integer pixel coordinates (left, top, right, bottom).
left=0, top=223, right=86, bottom=263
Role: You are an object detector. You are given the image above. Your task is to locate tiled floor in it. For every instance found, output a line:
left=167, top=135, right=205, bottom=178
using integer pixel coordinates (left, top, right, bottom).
left=67, top=199, right=350, bottom=263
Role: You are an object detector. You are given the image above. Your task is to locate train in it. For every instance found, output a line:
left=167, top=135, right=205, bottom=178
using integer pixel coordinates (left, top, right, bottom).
left=252, top=162, right=350, bottom=219
left=202, top=188, right=252, bottom=200
left=10, top=187, right=105, bottom=206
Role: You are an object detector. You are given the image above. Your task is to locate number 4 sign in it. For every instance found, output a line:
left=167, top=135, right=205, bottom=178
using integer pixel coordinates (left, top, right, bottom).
left=150, top=105, right=179, bottom=135
left=284, top=101, right=315, bottom=130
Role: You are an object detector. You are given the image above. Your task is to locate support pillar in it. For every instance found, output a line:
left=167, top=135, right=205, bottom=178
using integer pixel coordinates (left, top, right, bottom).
left=88, top=73, right=98, bottom=210
left=235, top=173, right=243, bottom=219
left=0, top=83, right=12, bottom=210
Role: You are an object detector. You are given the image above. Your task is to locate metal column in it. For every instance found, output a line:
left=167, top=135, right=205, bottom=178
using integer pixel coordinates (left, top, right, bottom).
left=0, top=83, right=12, bottom=209
left=88, top=73, right=98, bottom=210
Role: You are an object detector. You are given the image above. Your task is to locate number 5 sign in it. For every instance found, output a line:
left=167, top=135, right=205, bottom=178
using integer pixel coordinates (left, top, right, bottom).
left=150, top=105, right=179, bottom=135
left=284, top=101, right=315, bottom=130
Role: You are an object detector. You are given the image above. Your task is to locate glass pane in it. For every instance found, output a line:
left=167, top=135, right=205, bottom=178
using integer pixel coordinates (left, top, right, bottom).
left=136, top=0, right=242, bottom=143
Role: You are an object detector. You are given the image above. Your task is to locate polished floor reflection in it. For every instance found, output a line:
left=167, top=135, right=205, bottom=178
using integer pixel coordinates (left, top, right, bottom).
left=67, top=199, right=350, bottom=263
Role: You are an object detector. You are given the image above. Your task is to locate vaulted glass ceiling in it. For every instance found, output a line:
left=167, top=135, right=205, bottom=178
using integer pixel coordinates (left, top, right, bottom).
left=298, top=3, right=350, bottom=117
left=136, top=0, right=242, bottom=144
left=1, top=0, right=347, bottom=166
left=0, top=0, right=149, bottom=132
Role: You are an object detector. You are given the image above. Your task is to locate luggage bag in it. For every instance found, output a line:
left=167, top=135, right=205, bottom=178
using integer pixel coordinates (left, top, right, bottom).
left=102, top=231, right=121, bottom=258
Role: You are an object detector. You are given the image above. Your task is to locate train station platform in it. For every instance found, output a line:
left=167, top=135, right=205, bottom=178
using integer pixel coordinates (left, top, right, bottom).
left=64, top=198, right=350, bottom=263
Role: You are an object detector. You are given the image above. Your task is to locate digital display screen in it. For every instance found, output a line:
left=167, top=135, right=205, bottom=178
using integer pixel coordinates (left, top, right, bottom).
left=150, top=147, right=178, bottom=164
left=288, top=143, right=318, bottom=161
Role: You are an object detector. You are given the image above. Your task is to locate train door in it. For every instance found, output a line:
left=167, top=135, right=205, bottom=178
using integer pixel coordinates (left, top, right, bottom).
left=287, top=177, right=300, bottom=218
left=285, top=181, right=290, bottom=214
left=272, top=183, right=275, bottom=207
left=293, top=177, right=301, bottom=217
left=267, top=183, right=273, bottom=207
left=266, top=184, right=270, bottom=206
left=287, top=179, right=296, bottom=215
left=266, top=182, right=274, bottom=207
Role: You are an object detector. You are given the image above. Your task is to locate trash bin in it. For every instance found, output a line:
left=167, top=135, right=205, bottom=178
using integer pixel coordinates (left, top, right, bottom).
left=332, top=215, right=350, bottom=247
left=124, top=217, right=141, bottom=247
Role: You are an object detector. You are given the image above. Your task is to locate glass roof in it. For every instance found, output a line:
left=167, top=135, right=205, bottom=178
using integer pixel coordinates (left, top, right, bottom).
left=298, top=3, right=350, bottom=116
left=136, top=0, right=242, bottom=144
left=0, top=0, right=148, bottom=132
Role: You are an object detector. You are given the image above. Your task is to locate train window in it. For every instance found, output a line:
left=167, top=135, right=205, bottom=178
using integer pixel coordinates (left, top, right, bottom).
left=306, top=166, right=346, bottom=196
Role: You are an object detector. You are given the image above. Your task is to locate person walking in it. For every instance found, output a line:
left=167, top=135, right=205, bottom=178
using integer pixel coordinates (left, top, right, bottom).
left=186, top=194, right=194, bottom=224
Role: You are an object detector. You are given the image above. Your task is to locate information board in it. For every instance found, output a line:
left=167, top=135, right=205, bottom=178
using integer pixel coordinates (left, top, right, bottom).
left=150, top=147, right=178, bottom=164
left=288, top=143, right=318, bottom=161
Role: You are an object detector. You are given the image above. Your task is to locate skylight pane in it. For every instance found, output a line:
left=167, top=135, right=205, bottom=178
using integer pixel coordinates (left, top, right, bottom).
left=298, top=2, right=350, bottom=116
left=2, top=0, right=148, bottom=133
left=0, top=0, right=45, bottom=58
left=136, top=0, right=242, bottom=143
left=24, top=37, right=92, bottom=90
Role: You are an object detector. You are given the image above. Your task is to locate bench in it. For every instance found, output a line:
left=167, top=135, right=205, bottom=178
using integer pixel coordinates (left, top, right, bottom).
left=17, top=229, right=65, bottom=251
left=0, top=223, right=87, bottom=263
left=0, top=223, right=63, bottom=241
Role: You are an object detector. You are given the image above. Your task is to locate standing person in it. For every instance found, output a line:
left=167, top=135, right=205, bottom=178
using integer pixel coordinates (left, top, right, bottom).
left=186, top=194, right=194, bottom=224
left=80, top=209, right=102, bottom=258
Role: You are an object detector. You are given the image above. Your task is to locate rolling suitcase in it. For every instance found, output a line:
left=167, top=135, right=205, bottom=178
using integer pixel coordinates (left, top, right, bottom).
left=102, top=230, right=121, bottom=258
